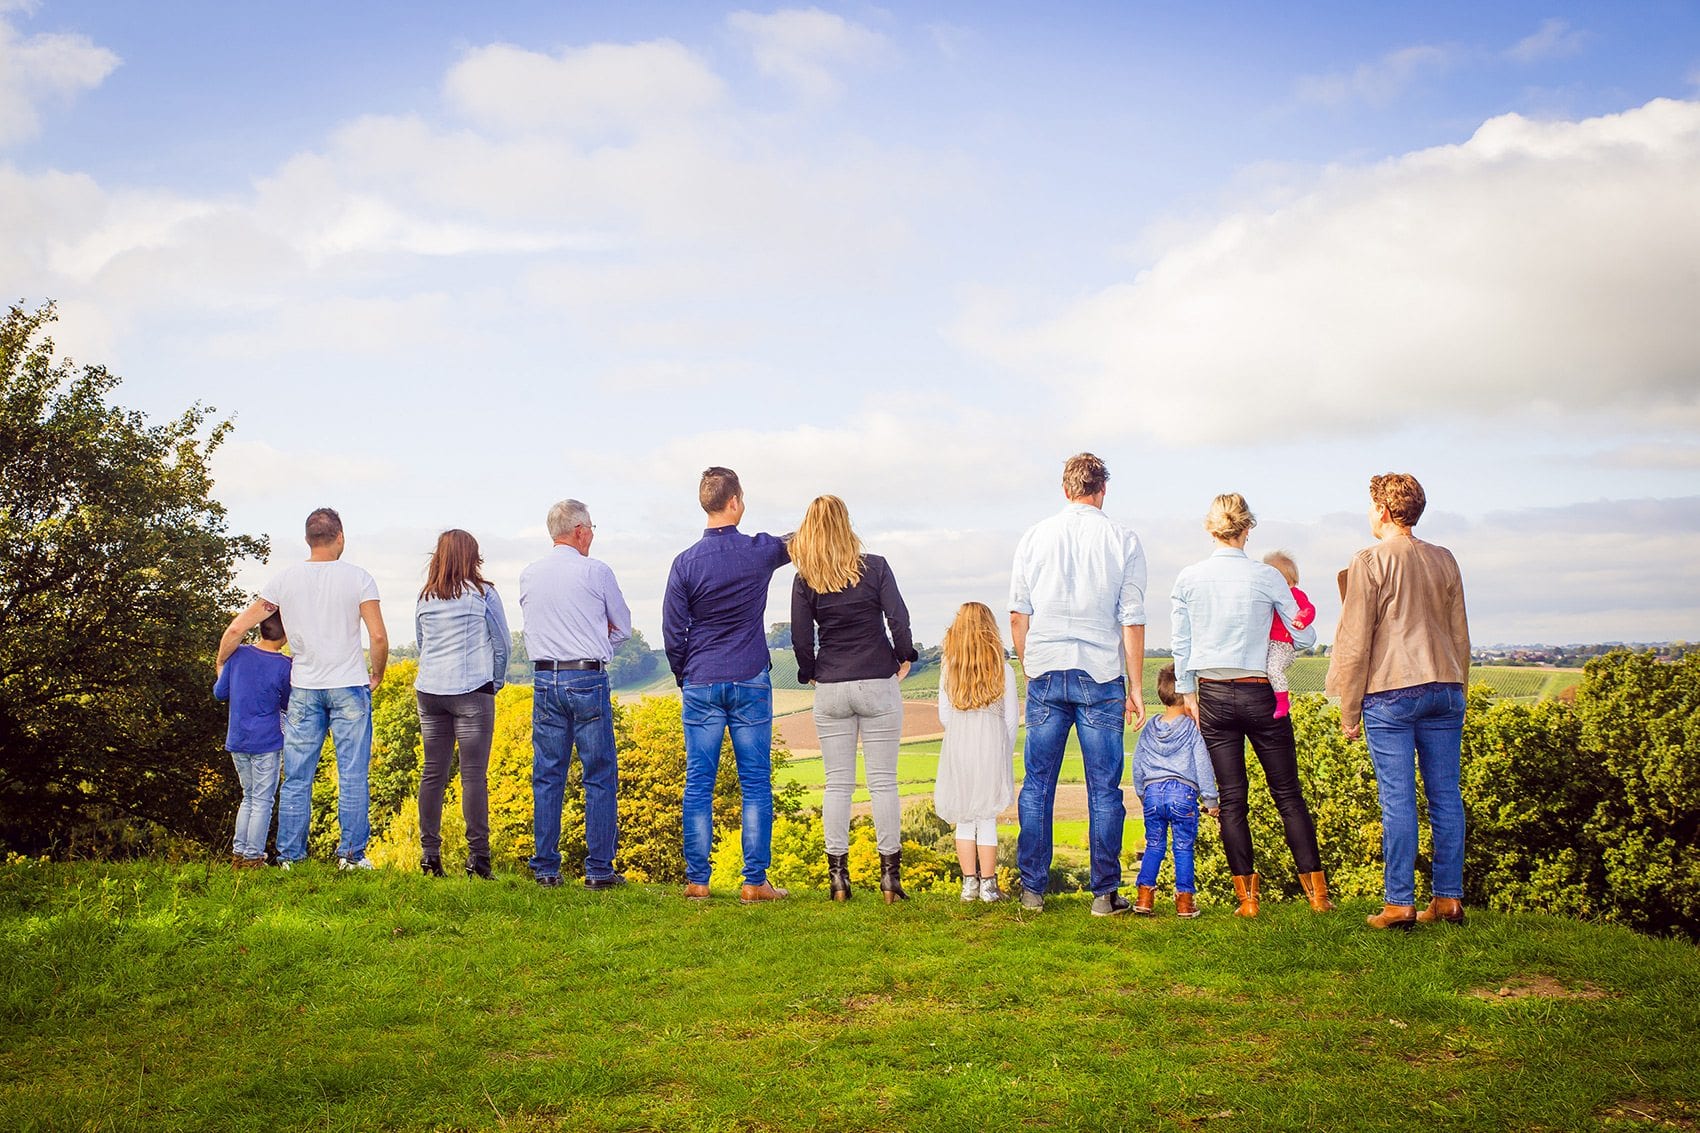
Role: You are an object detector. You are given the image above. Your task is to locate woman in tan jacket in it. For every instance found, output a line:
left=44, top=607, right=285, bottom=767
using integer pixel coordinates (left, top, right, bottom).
left=1326, top=473, right=1471, bottom=930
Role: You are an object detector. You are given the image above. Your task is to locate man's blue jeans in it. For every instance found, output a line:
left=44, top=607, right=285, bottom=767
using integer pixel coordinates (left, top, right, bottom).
left=1363, top=682, right=1467, bottom=906
left=1018, top=669, right=1127, bottom=897
left=277, top=685, right=372, bottom=862
left=530, top=670, right=619, bottom=881
left=1134, top=779, right=1200, bottom=893
left=681, top=671, right=774, bottom=886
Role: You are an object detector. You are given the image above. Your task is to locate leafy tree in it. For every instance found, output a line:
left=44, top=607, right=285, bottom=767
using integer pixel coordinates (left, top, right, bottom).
left=607, top=628, right=659, bottom=689
left=0, top=302, right=266, bottom=854
left=766, top=622, right=792, bottom=649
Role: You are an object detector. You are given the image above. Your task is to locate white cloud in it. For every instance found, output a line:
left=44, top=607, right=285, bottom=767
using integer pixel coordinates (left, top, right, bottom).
left=1506, top=18, right=1588, bottom=64
left=0, top=12, right=118, bottom=145
left=1294, top=43, right=1453, bottom=107
left=727, top=8, right=888, bottom=100
left=211, top=440, right=401, bottom=507
left=958, top=97, right=1700, bottom=445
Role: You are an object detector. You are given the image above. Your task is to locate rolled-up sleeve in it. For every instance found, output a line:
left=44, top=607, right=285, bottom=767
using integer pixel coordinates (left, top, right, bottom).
left=1008, top=533, right=1034, bottom=616
left=1171, top=578, right=1197, bottom=695
left=1118, top=532, right=1147, bottom=626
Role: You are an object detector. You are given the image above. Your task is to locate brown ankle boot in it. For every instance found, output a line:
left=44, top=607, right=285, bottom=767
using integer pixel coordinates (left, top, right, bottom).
left=1175, top=892, right=1200, bottom=919
left=1416, top=897, right=1465, bottom=924
left=1298, top=870, right=1336, bottom=912
left=1366, top=903, right=1417, bottom=930
left=1231, top=874, right=1260, bottom=917
left=1134, top=885, right=1156, bottom=915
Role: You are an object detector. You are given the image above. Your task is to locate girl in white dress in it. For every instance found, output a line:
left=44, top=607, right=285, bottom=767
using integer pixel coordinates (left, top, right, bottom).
left=933, top=602, right=1019, bottom=902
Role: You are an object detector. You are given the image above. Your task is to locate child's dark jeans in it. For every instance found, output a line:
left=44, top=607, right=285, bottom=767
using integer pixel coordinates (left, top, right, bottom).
left=1135, top=779, right=1200, bottom=893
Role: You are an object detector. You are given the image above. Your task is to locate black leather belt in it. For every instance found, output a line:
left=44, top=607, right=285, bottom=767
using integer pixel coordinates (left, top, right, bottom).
left=534, top=660, right=605, bottom=671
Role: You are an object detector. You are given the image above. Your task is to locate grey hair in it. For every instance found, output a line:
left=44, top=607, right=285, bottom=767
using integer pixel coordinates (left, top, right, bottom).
left=546, top=499, right=591, bottom=540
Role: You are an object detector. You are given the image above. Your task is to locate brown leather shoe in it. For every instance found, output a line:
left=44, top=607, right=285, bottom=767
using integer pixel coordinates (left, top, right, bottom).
left=1416, top=896, right=1465, bottom=924
left=739, top=880, right=790, bottom=904
left=1232, top=873, right=1260, bottom=918
left=684, top=883, right=711, bottom=901
left=1298, top=870, right=1336, bottom=912
left=1175, top=891, right=1200, bottom=919
left=1366, top=903, right=1417, bottom=931
left=1134, top=885, right=1156, bottom=915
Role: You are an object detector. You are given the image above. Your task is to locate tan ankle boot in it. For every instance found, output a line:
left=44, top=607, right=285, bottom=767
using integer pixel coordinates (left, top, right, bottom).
left=1298, top=870, right=1336, bottom=912
left=1134, top=885, right=1156, bottom=915
left=1175, top=892, right=1200, bottom=918
left=1416, top=896, right=1465, bottom=924
left=1231, top=874, right=1260, bottom=917
left=1366, top=903, right=1417, bottom=930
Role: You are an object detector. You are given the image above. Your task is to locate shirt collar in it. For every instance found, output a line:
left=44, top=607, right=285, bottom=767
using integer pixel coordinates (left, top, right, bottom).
left=703, top=525, right=740, bottom=537
left=1211, top=546, right=1249, bottom=559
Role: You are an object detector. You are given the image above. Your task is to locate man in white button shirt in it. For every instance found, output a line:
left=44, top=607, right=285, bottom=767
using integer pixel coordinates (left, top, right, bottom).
left=217, top=507, right=388, bottom=870
left=1009, top=453, right=1147, bottom=915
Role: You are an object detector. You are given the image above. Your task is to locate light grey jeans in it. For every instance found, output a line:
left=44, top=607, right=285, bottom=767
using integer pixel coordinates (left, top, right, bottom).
left=814, top=676, right=905, bottom=855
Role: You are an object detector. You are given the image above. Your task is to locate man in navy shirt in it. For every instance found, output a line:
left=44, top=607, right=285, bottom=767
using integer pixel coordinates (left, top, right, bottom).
left=663, top=467, right=792, bottom=902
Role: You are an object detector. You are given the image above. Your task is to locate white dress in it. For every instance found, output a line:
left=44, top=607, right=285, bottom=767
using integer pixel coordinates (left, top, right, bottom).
left=933, top=663, right=1019, bottom=824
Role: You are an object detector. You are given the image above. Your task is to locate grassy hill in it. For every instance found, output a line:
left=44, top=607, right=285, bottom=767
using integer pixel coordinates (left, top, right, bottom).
left=2, top=862, right=1695, bottom=1131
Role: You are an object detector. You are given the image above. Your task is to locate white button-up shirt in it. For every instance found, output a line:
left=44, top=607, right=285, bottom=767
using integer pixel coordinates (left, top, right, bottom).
left=1009, top=503, right=1147, bottom=684
left=1170, top=547, right=1316, bottom=694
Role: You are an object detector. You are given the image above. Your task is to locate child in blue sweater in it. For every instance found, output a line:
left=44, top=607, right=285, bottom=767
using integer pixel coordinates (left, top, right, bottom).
left=213, top=609, right=292, bottom=868
left=1132, top=664, right=1220, bottom=917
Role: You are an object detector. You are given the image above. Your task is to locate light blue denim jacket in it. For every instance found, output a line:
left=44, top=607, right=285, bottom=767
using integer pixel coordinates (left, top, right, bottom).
left=1170, top=547, right=1316, bottom=694
left=414, top=585, right=511, bottom=696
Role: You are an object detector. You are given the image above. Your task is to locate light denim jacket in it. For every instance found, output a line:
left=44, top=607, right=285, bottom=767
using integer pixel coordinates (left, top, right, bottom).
left=414, top=585, right=512, bottom=696
left=1170, top=548, right=1315, bottom=694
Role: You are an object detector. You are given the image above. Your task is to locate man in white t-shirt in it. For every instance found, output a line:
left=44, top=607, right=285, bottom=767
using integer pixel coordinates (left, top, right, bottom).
left=218, top=507, right=388, bottom=869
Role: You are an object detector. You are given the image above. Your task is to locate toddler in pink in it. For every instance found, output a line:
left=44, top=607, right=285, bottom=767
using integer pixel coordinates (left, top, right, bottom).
left=1263, top=550, right=1315, bottom=719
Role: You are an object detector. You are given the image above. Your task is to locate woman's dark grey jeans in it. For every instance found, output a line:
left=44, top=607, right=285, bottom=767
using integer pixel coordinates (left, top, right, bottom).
left=417, top=689, right=496, bottom=858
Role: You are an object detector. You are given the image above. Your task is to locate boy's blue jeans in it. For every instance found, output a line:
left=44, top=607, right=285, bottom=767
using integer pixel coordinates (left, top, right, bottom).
left=276, top=685, right=372, bottom=863
left=1135, top=779, right=1200, bottom=893
left=680, top=671, right=774, bottom=886
left=230, top=750, right=281, bottom=859
left=1363, top=682, right=1466, bottom=906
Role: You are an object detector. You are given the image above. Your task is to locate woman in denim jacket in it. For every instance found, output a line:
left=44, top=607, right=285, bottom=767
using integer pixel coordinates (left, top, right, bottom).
left=414, top=529, right=511, bottom=878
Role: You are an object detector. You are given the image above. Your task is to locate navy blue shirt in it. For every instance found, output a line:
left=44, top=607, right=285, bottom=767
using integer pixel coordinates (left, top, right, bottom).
left=663, top=526, right=791, bottom=685
left=213, top=644, right=293, bottom=754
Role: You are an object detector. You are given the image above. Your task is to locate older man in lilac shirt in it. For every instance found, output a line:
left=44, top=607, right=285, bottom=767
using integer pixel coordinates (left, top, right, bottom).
left=519, top=498, right=632, bottom=890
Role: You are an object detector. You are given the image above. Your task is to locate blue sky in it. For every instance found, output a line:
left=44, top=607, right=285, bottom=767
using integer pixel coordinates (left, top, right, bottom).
left=4, top=1, right=1698, bottom=649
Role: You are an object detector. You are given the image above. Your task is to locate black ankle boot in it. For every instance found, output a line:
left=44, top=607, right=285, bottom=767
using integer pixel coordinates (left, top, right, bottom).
left=879, top=850, right=909, bottom=903
left=421, top=854, right=445, bottom=877
left=827, top=852, right=851, bottom=901
left=465, top=855, right=492, bottom=880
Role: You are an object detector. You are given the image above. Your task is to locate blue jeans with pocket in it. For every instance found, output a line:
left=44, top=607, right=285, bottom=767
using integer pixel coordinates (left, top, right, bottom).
left=681, top=671, right=774, bottom=885
left=276, top=685, right=372, bottom=862
left=530, top=670, right=619, bottom=881
left=231, top=750, right=281, bottom=859
left=1017, top=669, right=1128, bottom=896
left=1135, top=779, right=1200, bottom=893
left=1363, top=682, right=1467, bottom=906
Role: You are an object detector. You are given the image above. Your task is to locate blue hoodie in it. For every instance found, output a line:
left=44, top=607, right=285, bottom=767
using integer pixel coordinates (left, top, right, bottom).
left=1132, top=713, right=1219, bottom=808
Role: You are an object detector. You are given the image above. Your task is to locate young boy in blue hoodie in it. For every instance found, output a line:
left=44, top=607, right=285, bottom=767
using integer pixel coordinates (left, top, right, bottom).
left=1132, top=664, right=1219, bottom=917
left=213, top=609, right=292, bottom=868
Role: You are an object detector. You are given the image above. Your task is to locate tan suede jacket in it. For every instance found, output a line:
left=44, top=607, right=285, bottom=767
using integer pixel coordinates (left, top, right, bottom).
left=1325, top=534, right=1470, bottom=729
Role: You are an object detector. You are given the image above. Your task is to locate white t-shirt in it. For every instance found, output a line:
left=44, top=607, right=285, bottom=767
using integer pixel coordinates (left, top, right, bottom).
left=260, top=559, right=381, bottom=690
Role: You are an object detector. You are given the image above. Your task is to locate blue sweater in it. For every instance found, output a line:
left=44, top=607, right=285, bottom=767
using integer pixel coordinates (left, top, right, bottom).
left=1131, top=713, right=1220, bottom=808
left=213, top=644, right=293, bottom=754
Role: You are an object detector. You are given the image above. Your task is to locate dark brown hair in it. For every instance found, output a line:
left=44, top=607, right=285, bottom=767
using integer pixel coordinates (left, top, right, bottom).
left=1370, top=473, right=1426, bottom=527
left=699, top=466, right=742, bottom=513
left=1062, top=453, right=1109, bottom=499
left=258, top=610, right=286, bottom=642
left=304, top=507, right=343, bottom=548
left=420, top=529, right=490, bottom=602
left=1156, top=664, right=1179, bottom=707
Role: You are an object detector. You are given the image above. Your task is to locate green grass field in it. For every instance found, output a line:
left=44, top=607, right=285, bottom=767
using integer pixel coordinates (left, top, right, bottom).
left=3, top=862, right=1696, bottom=1131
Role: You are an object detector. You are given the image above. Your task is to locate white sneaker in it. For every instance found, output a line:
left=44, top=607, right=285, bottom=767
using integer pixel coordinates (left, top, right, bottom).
left=980, top=878, right=1004, bottom=903
left=960, top=876, right=981, bottom=902
left=337, top=855, right=375, bottom=871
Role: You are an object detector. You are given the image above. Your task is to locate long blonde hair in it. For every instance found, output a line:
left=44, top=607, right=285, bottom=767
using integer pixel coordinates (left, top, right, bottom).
left=941, top=602, right=1007, bottom=711
left=791, top=495, right=864, bottom=593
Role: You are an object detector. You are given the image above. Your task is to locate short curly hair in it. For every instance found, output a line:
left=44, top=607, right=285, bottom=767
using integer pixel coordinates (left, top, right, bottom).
left=1204, top=493, right=1256, bottom=542
left=1370, top=473, right=1426, bottom=527
left=1062, top=453, right=1109, bottom=499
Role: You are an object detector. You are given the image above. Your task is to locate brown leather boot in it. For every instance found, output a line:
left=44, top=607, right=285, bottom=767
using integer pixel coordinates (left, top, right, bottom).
left=1416, top=896, right=1465, bottom=924
left=684, top=882, right=711, bottom=900
left=1134, top=885, right=1156, bottom=915
left=739, top=880, right=790, bottom=904
left=1298, top=870, right=1336, bottom=912
left=1175, top=892, right=1200, bottom=919
left=1232, top=874, right=1260, bottom=917
left=1365, top=903, right=1417, bottom=930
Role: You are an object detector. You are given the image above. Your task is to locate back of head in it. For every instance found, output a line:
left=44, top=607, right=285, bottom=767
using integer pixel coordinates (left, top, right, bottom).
left=699, top=467, right=742, bottom=514
left=1062, top=452, right=1109, bottom=500
left=942, top=602, right=1007, bottom=711
left=1204, top=493, right=1255, bottom=542
left=1156, top=663, right=1178, bottom=707
left=421, top=528, right=488, bottom=601
left=545, top=499, right=591, bottom=541
left=1262, top=550, right=1299, bottom=587
left=258, top=610, right=286, bottom=642
left=1370, top=473, right=1426, bottom=527
left=791, top=495, right=863, bottom=593
left=304, top=507, right=343, bottom=549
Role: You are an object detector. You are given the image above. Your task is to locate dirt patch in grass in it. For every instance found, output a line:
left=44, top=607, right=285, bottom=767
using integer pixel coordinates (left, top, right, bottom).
left=1470, top=974, right=1607, bottom=1002
left=1597, top=1099, right=1697, bottom=1129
